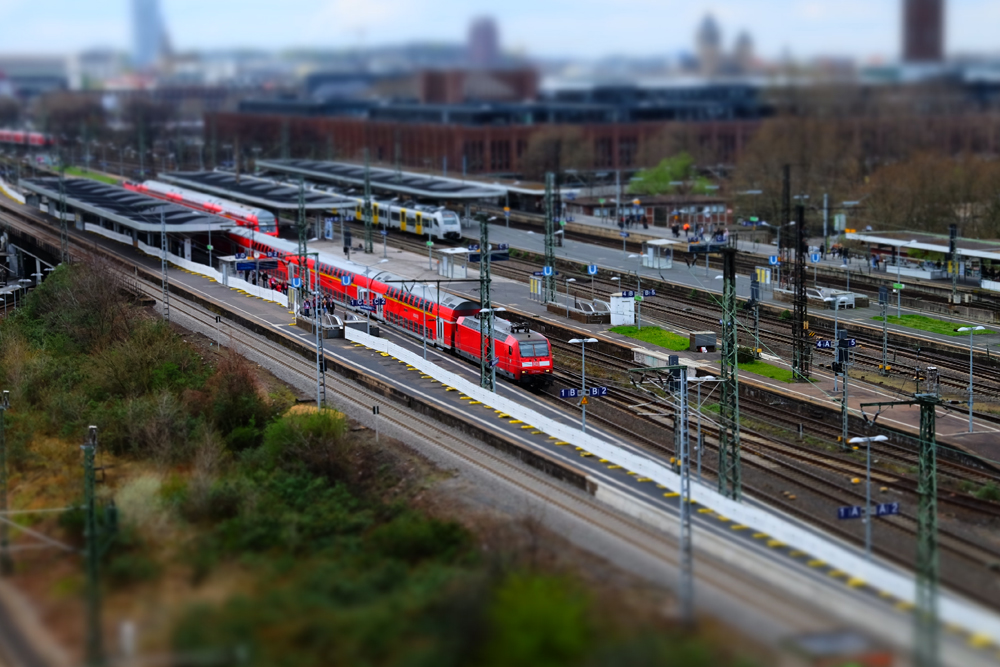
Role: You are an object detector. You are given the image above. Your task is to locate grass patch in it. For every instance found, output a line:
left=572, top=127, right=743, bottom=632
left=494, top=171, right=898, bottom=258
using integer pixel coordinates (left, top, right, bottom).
left=609, top=325, right=689, bottom=351
left=733, top=359, right=803, bottom=383
left=873, top=314, right=996, bottom=337
left=64, top=166, right=120, bottom=185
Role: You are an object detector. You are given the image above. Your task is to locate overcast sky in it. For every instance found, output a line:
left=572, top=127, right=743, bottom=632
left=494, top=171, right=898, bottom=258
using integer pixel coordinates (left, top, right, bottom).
left=0, top=0, right=996, bottom=61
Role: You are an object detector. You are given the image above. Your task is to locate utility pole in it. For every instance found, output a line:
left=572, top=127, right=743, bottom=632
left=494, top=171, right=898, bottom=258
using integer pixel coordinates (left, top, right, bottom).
left=479, top=214, right=495, bottom=392
left=160, top=210, right=169, bottom=322
left=718, top=248, right=742, bottom=500
left=0, top=391, right=11, bottom=575
left=862, top=396, right=941, bottom=667
left=315, top=270, right=326, bottom=410
left=363, top=149, right=374, bottom=254
left=59, top=158, right=69, bottom=263
left=281, top=119, right=290, bottom=160
left=792, top=204, right=811, bottom=381
left=822, top=192, right=829, bottom=257
left=840, top=334, right=850, bottom=448
left=296, top=177, right=308, bottom=305
left=82, top=425, right=116, bottom=667
left=750, top=275, right=762, bottom=359
left=673, top=365, right=694, bottom=625
left=779, top=164, right=790, bottom=263
left=949, top=224, right=958, bottom=305
left=543, top=172, right=557, bottom=303
left=879, top=286, right=889, bottom=376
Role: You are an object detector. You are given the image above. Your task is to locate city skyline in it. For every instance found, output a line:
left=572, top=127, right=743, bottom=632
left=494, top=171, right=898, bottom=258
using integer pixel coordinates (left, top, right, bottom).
left=0, top=0, right=997, bottom=62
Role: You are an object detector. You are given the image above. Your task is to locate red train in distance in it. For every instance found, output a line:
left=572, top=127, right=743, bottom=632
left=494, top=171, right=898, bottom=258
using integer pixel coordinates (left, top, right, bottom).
left=124, top=180, right=278, bottom=236
left=0, top=130, right=52, bottom=147
left=227, top=228, right=554, bottom=387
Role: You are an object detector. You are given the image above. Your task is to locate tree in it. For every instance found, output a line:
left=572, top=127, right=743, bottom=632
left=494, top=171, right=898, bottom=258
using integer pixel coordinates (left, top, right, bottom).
left=627, top=152, right=714, bottom=195
left=0, top=98, right=20, bottom=127
left=33, top=92, right=106, bottom=143
left=519, top=127, right=593, bottom=181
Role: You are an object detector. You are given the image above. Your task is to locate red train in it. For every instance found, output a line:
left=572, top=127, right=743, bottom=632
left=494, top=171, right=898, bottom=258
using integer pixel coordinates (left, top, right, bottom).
left=124, top=180, right=278, bottom=236
left=0, top=130, right=52, bottom=147
left=227, top=228, right=554, bottom=387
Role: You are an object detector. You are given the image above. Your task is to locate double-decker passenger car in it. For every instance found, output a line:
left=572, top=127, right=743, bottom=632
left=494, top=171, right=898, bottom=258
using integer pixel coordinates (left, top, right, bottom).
left=228, top=228, right=553, bottom=386
left=124, top=180, right=278, bottom=236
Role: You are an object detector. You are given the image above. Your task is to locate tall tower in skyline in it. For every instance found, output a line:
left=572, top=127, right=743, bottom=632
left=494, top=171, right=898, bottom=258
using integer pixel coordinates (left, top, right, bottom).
left=696, top=14, right=722, bottom=77
left=132, top=0, right=167, bottom=69
left=903, top=0, right=944, bottom=62
left=468, top=17, right=500, bottom=67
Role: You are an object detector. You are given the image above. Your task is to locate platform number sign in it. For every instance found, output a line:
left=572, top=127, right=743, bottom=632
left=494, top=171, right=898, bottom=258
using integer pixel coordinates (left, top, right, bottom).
left=235, top=252, right=247, bottom=260
left=560, top=387, right=608, bottom=399
left=587, top=265, right=598, bottom=276
left=621, top=290, right=636, bottom=298
left=341, top=275, right=353, bottom=287
left=497, top=243, right=509, bottom=251
left=810, top=253, right=821, bottom=263
left=838, top=503, right=900, bottom=520
left=490, top=357, right=500, bottom=368
left=769, top=255, right=779, bottom=266
left=642, top=289, right=657, bottom=297
left=265, top=251, right=278, bottom=258
left=815, top=339, right=833, bottom=349
left=468, top=243, right=480, bottom=251
left=620, top=232, right=630, bottom=239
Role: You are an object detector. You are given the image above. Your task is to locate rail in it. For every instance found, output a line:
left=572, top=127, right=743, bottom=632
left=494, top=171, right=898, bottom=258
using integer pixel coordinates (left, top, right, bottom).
left=344, top=325, right=1000, bottom=644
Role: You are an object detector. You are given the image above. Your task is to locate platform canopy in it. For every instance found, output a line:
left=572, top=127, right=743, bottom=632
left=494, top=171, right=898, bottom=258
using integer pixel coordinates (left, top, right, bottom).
left=846, top=230, right=1000, bottom=261
left=22, top=178, right=233, bottom=233
left=158, top=171, right=356, bottom=211
left=257, top=159, right=506, bottom=200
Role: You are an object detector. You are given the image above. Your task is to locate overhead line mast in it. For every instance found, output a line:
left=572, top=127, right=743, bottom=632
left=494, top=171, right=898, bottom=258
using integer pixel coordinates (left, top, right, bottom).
left=543, top=172, right=557, bottom=303
left=717, top=248, right=742, bottom=500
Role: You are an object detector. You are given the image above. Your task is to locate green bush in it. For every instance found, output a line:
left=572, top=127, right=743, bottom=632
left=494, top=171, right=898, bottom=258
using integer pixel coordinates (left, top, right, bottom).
left=259, top=409, right=349, bottom=475
left=366, top=511, right=470, bottom=564
left=975, top=482, right=1000, bottom=502
left=779, top=309, right=792, bottom=320
left=736, top=346, right=757, bottom=364
left=107, top=552, right=162, bottom=586
left=206, top=351, right=276, bottom=443
left=482, top=573, right=591, bottom=667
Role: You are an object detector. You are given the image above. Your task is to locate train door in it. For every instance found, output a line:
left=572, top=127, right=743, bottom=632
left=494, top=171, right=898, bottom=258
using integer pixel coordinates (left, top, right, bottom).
left=399, top=208, right=407, bottom=232
left=415, top=212, right=423, bottom=236
left=373, top=203, right=380, bottom=226
left=436, top=317, right=444, bottom=345
left=355, top=203, right=362, bottom=221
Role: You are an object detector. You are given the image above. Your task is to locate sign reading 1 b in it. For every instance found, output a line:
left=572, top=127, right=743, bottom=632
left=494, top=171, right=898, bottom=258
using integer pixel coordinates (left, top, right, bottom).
left=559, top=387, right=608, bottom=399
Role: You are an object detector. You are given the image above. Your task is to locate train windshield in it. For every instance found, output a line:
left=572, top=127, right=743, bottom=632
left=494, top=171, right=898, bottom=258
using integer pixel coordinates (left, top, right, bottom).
left=442, top=211, right=460, bottom=226
left=518, top=341, right=549, bottom=358
left=257, top=213, right=277, bottom=234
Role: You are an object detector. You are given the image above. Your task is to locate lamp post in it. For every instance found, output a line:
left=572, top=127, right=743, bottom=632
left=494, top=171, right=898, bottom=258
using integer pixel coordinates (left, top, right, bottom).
left=955, top=326, right=985, bottom=433
left=848, top=434, right=889, bottom=561
left=568, top=338, right=598, bottom=432
left=564, top=277, right=576, bottom=317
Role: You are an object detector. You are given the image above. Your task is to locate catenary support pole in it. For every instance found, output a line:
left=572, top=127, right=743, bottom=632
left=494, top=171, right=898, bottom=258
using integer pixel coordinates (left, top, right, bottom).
left=363, top=149, right=374, bottom=254
left=83, top=426, right=103, bottom=667
left=160, top=210, right=169, bottom=322
left=718, top=249, right=741, bottom=500
left=792, top=204, right=810, bottom=381
left=543, top=173, right=557, bottom=303
left=0, top=391, right=11, bottom=575
left=479, top=214, right=495, bottom=391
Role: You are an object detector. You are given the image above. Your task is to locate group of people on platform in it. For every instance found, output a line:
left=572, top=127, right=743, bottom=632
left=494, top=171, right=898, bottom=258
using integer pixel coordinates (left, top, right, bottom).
left=300, top=294, right=337, bottom=319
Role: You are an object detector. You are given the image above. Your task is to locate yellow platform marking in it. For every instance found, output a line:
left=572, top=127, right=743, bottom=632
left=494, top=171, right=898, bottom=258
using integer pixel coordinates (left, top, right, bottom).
left=607, top=465, right=622, bottom=470
left=697, top=508, right=714, bottom=514
left=730, top=524, right=748, bottom=531
left=752, top=532, right=768, bottom=539
left=716, top=516, right=731, bottom=522
left=828, top=570, right=846, bottom=578
left=626, top=471, right=637, bottom=476
left=598, top=459, right=609, bottom=463
left=445, top=387, right=456, bottom=392
left=846, top=578, right=866, bottom=589
left=788, top=550, right=806, bottom=558
left=555, top=441, right=569, bottom=445
left=520, top=425, right=534, bottom=429
left=469, top=401, right=481, bottom=405
left=807, top=560, right=825, bottom=568
left=459, top=396, right=472, bottom=401
left=968, top=633, right=993, bottom=649
left=636, top=477, right=652, bottom=483
left=895, top=601, right=914, bottom=611
left=509, top=420, right=523, bottom=424
left=878, top=591, right=894, bottom=599
left=580, top=452, right=593, bottom=457
left=766, top=540, right=786, bottom=548
left=663, top=492, right=680, bottom=498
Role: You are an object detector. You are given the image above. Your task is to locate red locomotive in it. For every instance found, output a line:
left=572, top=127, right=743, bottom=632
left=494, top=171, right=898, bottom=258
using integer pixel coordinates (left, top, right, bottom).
left=0, top=130, right=52, bottom=147
left=228, top=228, right=554, bottom=387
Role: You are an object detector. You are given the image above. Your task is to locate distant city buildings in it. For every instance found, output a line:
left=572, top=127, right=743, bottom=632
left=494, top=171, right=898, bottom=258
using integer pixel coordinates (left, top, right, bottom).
left=903, top=0, right=945, bottom=62
left=693, top=14, right=756, bottom=77
left=468, top=17, right=500, bottom=68
left=132, top=0, right=170, bottom=70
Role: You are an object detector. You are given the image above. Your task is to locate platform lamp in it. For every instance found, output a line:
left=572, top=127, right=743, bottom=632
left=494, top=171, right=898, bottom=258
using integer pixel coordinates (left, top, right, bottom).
left=568, top=338, right=598, bottom=433
left=564, top=277, right=576, bottom=317
left=848, top=435, right=889, bottom=561
left=955, top=326, right=986, bottom=433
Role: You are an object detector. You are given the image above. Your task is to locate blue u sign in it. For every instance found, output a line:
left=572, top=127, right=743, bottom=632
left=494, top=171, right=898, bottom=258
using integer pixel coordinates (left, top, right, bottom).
left=587, top=264, right=598, bottom=276
left=542, top=266, right=554, bottom=277
left=811, top=253, right=821, bottom=263
left=341, top=275, right=353, bottom=287
left=769, top=255, right=779, bottom=266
